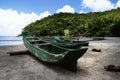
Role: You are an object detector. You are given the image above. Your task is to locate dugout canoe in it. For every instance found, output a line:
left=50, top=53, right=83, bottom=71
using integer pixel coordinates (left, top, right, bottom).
left=41, top=37, right=89, bottom=49
left=22, top=31, right=88, bottom=71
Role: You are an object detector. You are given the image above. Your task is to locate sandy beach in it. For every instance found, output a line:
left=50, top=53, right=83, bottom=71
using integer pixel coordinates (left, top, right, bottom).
left=0, top=37, right=120, bottom=80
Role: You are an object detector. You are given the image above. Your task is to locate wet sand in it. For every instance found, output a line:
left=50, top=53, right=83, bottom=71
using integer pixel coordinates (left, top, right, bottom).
left=0, top=37, right=120, bottom=80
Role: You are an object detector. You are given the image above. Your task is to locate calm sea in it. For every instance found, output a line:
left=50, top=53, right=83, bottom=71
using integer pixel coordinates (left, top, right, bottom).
left=0, top=36, right=23, bottom=46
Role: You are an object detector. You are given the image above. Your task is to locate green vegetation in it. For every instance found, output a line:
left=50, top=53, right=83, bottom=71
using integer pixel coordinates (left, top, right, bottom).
left=24, top=8, right=120, bottom=37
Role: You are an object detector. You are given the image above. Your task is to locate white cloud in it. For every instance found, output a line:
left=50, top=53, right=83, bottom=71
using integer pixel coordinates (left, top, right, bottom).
left=79, top=11, right=86, bottom=14
left=39, top=11, right=51, bottom=19
left=0, top=8, right=51, bottom=36
left=82, top=0, right=115, bottom=12
left=56, top=5, right=74, bottom=13
left=116, top=0, right=120, bottom=8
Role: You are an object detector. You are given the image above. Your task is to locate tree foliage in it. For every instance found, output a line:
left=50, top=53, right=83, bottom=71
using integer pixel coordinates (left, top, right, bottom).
left=24, top=8, right=120, bottom=37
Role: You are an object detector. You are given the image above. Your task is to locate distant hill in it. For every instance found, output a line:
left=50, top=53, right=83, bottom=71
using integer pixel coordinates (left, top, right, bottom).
left=24, top=8, right=120, bottom=37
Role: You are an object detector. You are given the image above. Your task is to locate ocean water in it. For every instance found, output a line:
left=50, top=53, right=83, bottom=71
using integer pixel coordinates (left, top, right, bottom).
left=0, top=36, right=23, bottom=46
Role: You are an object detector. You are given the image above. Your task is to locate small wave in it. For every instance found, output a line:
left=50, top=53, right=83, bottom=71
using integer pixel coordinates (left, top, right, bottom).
left=0, top=40, right=22, bottom=41
left=0, top=36, right=23, bottom=46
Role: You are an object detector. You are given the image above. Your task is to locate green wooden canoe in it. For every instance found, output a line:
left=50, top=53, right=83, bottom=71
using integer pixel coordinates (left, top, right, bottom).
left=45, top=37, right=89, bottom=49
left=22, top=31, right=88, bottom=71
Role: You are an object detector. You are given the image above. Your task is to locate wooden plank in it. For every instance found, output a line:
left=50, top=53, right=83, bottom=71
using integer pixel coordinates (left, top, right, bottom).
left=7, top=50, right=30, bottom=56
left=29, top=40, right=41, bottom=43
left=92, top=48, right=101, bottom=52
left=104, top=64, right=120, bottom=72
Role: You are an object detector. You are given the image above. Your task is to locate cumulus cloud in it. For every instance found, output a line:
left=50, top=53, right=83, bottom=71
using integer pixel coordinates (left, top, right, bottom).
left=82, top=0, right=115, bottom=12
left=116, top=0, right=120, bottom=8
left=56, top=5, right=74, bottom=13
left=39, top=11, right=51, bottom=19
left=79, top=11, right=87, bottom=14
left=0, top=8, right=51, bottom=36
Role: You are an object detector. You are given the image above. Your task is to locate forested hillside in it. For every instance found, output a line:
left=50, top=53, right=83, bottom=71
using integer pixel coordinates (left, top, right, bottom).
left=24, top=8, right=120, bottom=37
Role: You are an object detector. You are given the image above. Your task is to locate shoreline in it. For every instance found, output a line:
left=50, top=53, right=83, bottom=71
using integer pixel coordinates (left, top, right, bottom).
left=0, top=38, right=120, bottom=80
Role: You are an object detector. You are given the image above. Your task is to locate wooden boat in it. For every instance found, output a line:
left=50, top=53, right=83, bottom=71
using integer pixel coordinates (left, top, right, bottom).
left=53, top=37, right=89, bottom=49
left=22, top=31, right=88, bottom=71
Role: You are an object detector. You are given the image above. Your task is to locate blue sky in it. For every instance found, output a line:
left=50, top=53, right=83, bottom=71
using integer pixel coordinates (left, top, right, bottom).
left=0, top=0, right=80, bottom=14
left=0, top=0, right=83, bottom=14
left=0, top=0, right=118, bottom=14
left=0, top=0, right=120, bottom=36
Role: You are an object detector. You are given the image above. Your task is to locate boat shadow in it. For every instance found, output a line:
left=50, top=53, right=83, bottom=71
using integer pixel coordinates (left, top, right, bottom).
left=8, top=50, right=89, bottom=75
left=27, top=52, right=89, bottom=74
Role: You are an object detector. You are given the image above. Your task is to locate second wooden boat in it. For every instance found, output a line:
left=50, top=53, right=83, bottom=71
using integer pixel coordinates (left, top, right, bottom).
left=40, top=37, right=89, bottom=49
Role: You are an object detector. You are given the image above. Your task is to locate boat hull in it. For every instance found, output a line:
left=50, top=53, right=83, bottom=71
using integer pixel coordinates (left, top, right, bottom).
left=41, top=37, right=89, bottom=49
left=22, top=31, right=88, bottom=71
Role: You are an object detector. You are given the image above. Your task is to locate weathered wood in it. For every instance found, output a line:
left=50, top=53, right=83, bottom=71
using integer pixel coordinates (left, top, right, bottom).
left=92, top=48, right=101, bottom=52
left=104, top=64, right=120, bottom=72
left=29, top=40, right=41, bottom=43
left=22, top=31, right=89, bottom=72
left=7, top=50, right=30, bottom=56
